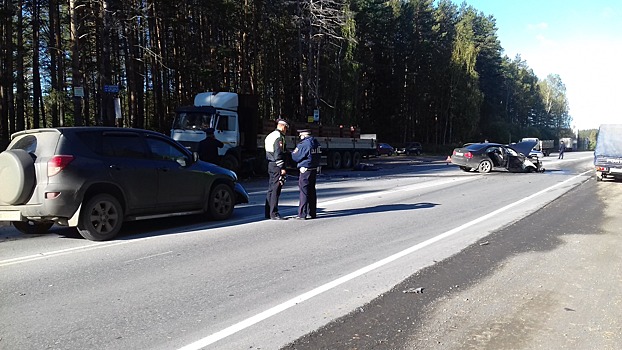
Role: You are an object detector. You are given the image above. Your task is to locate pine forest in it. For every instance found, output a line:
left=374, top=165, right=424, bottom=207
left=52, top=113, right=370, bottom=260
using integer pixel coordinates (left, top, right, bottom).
left=0, top=0, right=575, bottom=149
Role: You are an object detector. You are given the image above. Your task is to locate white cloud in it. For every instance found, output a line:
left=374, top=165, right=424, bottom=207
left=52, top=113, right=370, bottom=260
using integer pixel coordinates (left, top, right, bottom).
left=527, top=22, right=549, bottom=30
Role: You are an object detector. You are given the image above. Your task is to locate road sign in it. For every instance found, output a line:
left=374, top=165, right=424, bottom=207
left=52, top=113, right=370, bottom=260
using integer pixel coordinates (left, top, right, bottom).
left=74, top=86, right=84, bottom=97
left=103, top=85, right=119, bottom=93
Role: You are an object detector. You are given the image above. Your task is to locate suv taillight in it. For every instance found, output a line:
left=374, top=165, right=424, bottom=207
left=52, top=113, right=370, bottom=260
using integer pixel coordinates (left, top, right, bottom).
left=48, top=155, right=75, bottom=176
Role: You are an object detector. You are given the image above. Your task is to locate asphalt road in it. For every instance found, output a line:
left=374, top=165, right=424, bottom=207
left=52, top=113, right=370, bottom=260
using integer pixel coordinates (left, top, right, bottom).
left=0, top=152, right=599, bottom=350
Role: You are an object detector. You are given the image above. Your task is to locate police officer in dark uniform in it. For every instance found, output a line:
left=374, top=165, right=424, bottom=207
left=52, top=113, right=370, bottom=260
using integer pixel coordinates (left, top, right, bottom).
left=291, top=129, right=321, bottom=220
left=197, top=128, right=223, bottom=164
left=264, top=119, right=289, bottom=220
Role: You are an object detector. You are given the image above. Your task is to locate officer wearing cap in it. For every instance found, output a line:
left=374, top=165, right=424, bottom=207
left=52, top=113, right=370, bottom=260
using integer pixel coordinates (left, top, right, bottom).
left=291, top=129, right=321, bottom=220
left=264, top=119, right=289, bottom=220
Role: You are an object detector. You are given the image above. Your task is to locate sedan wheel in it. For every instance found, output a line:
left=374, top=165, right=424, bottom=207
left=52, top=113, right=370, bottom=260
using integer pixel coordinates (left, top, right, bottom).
left=77, top=194, right=124, bottom=241
left=478, top=160, right=493, bottom=173
left=208, top=184, right=234, bottom=220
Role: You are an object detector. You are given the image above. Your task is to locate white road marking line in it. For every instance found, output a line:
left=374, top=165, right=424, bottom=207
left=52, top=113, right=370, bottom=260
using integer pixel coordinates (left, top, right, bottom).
left=124, top=251, right=173, bottom=264
left=0, top=241, right=125, bottom=267
left=176, top=170, right=592, bottom=350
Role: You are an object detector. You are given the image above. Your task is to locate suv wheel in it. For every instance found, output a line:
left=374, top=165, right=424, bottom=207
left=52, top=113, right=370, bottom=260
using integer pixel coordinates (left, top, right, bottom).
left=77, top=194, right=124, bottom=241
left=13, top=221, right=54, bottom=234
left=208, top=184, right=234, bottom=220
left=0, top=149, right=35, bottom=205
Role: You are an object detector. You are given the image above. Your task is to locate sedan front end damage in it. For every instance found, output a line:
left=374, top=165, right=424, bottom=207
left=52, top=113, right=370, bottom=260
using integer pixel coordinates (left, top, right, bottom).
left=451, top=141, right=545, bottom=174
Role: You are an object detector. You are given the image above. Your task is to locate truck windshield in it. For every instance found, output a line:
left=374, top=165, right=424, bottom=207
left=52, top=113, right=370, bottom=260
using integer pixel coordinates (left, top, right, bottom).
left=173, top=112, right=215, bottom=130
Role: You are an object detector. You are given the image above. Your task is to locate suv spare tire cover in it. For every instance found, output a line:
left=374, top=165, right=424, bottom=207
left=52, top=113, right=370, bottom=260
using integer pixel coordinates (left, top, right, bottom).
left=0, top=149, right=36, bottom=205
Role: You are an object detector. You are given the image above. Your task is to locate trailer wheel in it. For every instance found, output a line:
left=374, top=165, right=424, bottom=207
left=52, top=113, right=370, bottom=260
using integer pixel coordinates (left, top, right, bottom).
left=329, top=152, right=342, bottom=169
left=352, top=152, right=362, bottom=167
left=342, top=152, right=352, bottom=168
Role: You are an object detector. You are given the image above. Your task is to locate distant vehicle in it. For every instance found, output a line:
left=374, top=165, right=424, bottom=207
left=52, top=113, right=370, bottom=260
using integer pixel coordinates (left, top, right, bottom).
left=0, top=127, right=249, bottom=241
left=559, top=137, right=577, bottom=151
left=529, top=149, right=544, bottom=158
left=396, top=142, right=422, bottom=156
left=376, top=143, right=395, bottom=156
left=171, top=92, right=377, bottom=172
left=594, top=124, right=622, bottom=182
left=450, top=141, right=544, bottom=173
left=520, top=137, right=554, bottom=156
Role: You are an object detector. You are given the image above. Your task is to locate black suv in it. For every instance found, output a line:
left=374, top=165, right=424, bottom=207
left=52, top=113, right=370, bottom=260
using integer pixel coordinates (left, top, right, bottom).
left=0, top=127, right=249, bottom=241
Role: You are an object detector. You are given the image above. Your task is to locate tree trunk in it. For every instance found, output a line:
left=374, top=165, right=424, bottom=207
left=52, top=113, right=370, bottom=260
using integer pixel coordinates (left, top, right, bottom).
left=69, top=0, right=83, bottom=126
left=32, top=0, right=42, bottom=128
left=15, top=0, right=25, bottom=131
left=48, top=0, right=61, bottom=127
left=148, top=0, right=164, bottom=131
left=0, top=0, right=14, bottom=139
left=100, top=0, right=114, bottom=126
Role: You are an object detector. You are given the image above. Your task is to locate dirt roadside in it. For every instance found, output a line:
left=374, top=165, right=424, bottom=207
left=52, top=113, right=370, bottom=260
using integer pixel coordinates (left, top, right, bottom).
left=402, top=179, right=622, bottom=349
left=284, top=178, right=622, bottom=350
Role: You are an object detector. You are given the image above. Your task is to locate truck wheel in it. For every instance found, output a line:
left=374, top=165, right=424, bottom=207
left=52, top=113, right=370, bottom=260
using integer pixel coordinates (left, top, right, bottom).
left=13, top=221, right=54, bottom=234
left=478, top=160, right=493, bottom=173
left=221, top=154, right=240, bottom=173
left=329, top=152, right=342, bottom=169
left=0, top=149, right=35, bottom=205
left=77, top=194, right=124, bottom=241
left=352, top=152, right=362, bottom=168
left=207, top=184, right=234, bottom=220
left=342, top=152, right=352, bottom=168
left=253, top=157, right=268, bottom=175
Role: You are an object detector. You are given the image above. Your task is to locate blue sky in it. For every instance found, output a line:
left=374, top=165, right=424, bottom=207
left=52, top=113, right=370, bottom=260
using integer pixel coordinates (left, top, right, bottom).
left=451, top=0, right=622, bottom=130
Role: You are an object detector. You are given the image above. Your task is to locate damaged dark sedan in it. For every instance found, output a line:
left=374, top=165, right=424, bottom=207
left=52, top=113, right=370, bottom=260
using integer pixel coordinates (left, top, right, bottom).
left=451, top=141, right=544, bottom=173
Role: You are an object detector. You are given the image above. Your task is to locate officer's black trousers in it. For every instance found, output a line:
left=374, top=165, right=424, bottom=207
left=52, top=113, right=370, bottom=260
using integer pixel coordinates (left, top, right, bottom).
left=298, top=169, right=317, bottom=218
left=265, top=162, right=283, bottom=218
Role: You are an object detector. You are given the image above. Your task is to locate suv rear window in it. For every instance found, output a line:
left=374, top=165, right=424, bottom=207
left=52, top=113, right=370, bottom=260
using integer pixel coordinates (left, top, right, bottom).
left=10, top=135, right=38, bottom=153
left=9, top=131, right=60, bottom=157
